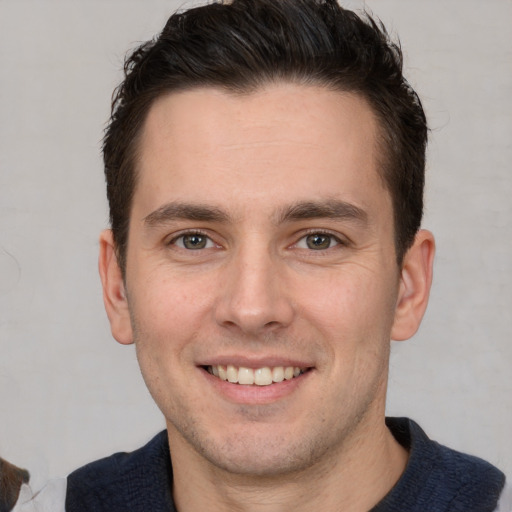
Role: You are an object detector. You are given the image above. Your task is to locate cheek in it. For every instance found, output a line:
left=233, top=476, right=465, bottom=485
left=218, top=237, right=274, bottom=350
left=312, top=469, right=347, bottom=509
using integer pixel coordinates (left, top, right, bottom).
left=130, top=269, right=216, bottom=336
left=294, top=266, right=398, bottom=359
left=297, top=270, right=387, bottom=329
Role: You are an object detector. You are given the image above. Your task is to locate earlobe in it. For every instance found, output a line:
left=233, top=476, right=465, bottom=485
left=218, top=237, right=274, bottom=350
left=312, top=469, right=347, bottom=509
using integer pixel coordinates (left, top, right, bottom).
left=391, top=229, right=435, bottom=341
left=98, top=230, right=134, bottom=345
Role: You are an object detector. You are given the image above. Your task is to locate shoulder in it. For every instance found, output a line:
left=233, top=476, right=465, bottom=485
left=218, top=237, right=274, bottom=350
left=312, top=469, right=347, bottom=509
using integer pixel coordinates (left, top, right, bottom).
left=66, top=430, right=174, bottom=512
left=377, top=418, right=507, bottom=512
left=67, top=431, right=167, bottom=492
left=1, top=431, right=174, bottom=512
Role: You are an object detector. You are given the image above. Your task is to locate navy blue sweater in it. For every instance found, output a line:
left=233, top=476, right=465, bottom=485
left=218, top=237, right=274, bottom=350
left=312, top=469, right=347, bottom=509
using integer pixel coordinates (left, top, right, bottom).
left=66, top=418, right=505, bottom=511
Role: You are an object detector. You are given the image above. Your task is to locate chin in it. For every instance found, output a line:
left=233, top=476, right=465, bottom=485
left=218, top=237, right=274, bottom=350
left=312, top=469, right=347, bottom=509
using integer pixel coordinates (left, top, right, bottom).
left=181, top=424, right=334, bottom=478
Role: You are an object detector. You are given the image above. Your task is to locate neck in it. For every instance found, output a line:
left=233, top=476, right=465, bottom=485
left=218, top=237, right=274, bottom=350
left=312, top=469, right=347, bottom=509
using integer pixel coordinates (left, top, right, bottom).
left=170, top=414, right=408, bottom=512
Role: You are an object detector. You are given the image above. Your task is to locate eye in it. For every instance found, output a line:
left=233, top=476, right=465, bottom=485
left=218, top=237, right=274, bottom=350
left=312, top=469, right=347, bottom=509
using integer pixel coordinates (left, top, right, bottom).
left=172, top=233, right=215, bottom=250
left=296, top=233, right=340, bottom=250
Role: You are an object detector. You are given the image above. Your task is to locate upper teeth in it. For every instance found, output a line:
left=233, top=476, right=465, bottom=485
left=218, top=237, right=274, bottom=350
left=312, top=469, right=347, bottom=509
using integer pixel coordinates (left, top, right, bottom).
left=208, top=365, right=304, bottom=386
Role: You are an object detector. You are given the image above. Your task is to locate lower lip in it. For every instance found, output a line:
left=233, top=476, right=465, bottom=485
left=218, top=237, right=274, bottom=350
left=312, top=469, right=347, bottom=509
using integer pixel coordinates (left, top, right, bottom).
left=200, top=367, right=312, bottom=405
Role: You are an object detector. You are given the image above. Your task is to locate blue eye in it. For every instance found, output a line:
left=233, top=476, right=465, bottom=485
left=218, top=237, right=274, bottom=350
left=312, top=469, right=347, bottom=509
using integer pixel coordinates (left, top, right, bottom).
left=173, top=233, right=214, bottom=250
left=297, top=233, right=340, bottom=250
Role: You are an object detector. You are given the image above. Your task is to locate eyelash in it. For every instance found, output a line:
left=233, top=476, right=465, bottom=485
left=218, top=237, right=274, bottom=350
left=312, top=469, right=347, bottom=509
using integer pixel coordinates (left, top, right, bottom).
left=168, top=230, right=216, bottom=250
left=294, top=230, right=346, bottom=251
left=167, top=229, right=346, bottom=252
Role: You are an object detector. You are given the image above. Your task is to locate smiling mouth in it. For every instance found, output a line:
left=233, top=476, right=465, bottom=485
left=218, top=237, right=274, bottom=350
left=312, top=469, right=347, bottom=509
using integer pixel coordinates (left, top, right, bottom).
left=205, top=365, right=310, bottom=386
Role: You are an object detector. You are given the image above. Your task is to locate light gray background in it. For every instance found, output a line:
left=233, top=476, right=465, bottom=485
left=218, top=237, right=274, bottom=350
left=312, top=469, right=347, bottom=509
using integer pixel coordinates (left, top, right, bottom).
left=1, top=0, right=511, bottom=480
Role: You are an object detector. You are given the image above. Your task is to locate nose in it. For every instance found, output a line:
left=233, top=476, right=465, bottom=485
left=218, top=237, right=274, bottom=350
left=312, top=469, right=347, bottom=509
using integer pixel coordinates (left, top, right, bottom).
left=214, top=244, right=294, bottom=336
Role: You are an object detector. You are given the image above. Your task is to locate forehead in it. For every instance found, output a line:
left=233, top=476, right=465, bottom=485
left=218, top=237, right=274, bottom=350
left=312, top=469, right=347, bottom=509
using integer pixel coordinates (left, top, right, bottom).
left=134, top=83, right=389, bottom=219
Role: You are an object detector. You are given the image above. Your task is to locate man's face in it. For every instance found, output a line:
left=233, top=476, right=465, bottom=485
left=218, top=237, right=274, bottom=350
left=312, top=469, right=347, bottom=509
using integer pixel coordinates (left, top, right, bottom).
left=112, top=84, right=408, bottom=475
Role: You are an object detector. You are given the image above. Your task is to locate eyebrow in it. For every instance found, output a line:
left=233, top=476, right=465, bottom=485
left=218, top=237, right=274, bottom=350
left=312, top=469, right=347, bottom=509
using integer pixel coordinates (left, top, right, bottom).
left=275, top=200, right=368, bottom=225
left=143, top=202, right=230, bottom=226
left=143, top=199, right=368, bottom=228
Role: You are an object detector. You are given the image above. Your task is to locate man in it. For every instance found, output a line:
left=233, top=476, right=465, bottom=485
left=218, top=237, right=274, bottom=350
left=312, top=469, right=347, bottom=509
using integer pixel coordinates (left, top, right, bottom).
left=2, top=0, right=509, bottom=510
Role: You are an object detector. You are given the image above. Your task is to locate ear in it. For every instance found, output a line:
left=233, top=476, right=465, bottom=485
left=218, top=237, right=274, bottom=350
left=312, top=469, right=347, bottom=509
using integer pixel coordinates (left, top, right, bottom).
left=98, top=229, right=134, bottom=345
left=391, top=229, right=435, bottom=341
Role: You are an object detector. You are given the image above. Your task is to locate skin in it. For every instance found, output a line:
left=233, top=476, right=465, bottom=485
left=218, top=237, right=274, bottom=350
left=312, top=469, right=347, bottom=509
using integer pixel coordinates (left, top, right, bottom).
left=99, top=83, right=434, bottom=511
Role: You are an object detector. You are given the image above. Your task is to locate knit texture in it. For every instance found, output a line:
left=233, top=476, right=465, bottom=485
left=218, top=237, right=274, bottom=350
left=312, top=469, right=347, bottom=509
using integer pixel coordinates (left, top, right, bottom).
left=66, top=431, right=175, bottom=512
left=371, top=418, right=505, bottom=511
